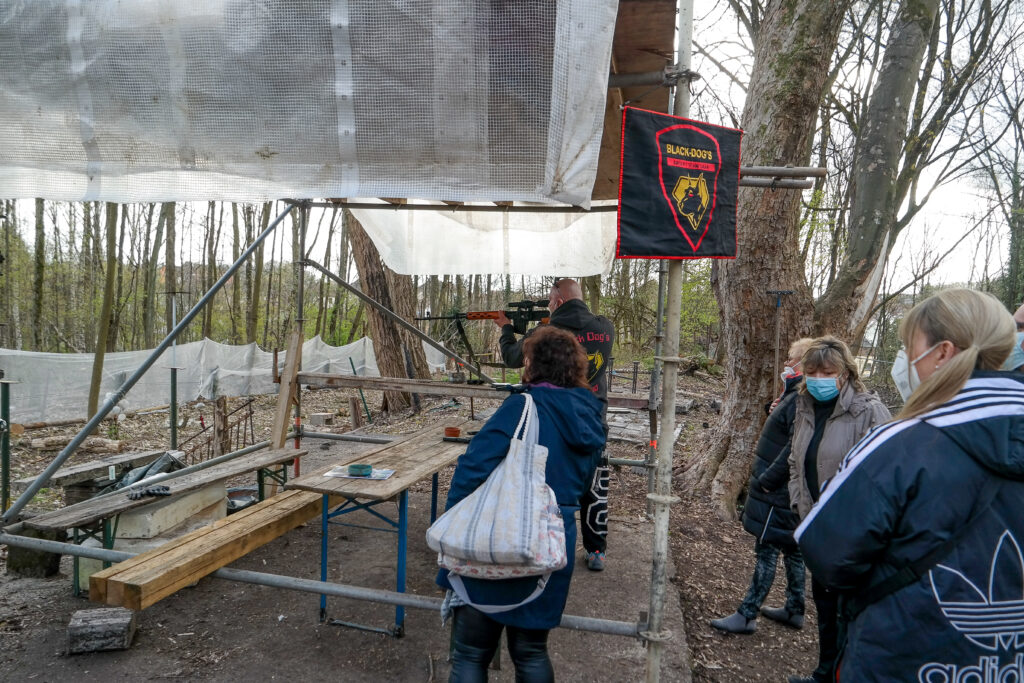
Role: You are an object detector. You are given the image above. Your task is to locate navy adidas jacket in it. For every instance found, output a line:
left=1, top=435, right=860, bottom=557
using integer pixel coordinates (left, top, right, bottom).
left=796, top=372, right=1024, bottom=682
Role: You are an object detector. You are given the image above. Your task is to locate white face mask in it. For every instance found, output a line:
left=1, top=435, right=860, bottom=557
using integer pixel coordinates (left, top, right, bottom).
left=890, top=343, right=940, bottom=401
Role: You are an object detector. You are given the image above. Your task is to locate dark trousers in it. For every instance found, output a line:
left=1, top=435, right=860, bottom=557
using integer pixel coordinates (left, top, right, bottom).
left=580, top=456, right=609, bottom=554
left=811, top=576, right=840, bottom=682
left=449, top=606, right=553, bottom=683
left=737, top=540, right=806, bottom=619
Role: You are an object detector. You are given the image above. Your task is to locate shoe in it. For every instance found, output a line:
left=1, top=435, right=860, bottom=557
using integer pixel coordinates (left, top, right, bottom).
left=760, top=605, right=804, bottom=629
left=709, top=611, right=756, bottom=634
left=586, top=550, right=605, bottom=571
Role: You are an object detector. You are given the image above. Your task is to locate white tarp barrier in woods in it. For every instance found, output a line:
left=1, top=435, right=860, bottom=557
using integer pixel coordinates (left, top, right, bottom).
left=351, top=204, right=618, bottom=276
left=0, top=336, right=448, bottom=423
left=0, top=0, right=617, bottom=207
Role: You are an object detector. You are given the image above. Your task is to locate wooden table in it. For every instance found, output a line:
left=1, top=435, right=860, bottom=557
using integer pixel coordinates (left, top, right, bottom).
left=286, top=420, right=476, bottom=636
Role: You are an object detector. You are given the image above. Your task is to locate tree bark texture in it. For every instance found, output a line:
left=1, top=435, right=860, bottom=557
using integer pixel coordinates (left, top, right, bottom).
left=162, top=202, right=176, bottom=335
left=88, top=203, right=118, bottom=419
left=32, top=198, right=44, bottom=350
left=702, top=0, right=848, bottom=520
left=384, top=263, right=431, bottom=378
left=346, top=211, right=410, bottom=411
left=815, top=0, right=941, bottom=342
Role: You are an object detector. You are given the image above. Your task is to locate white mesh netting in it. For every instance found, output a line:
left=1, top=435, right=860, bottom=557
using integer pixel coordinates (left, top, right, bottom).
left=0, top=336, right=447, bottom=423
left=0, top=0, right=617, bottom=207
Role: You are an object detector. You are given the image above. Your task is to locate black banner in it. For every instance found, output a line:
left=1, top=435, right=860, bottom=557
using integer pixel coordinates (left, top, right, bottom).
left=616, top=107, right=742, bottom=259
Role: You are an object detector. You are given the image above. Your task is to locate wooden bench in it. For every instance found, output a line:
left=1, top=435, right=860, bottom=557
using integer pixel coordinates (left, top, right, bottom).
left=23, top=448, right=307, bottom=534
left=90, top=488, right=332, bottom=610
left=13, top=450, right=166, bottom=492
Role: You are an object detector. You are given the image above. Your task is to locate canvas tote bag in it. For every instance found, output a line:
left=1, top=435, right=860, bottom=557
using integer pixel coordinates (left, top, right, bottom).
left=426, top=393, right=567, bottom=612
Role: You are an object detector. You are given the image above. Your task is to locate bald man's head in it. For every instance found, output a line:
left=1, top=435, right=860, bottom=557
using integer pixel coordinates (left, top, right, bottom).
left=549, top=278, right=583, bottom=312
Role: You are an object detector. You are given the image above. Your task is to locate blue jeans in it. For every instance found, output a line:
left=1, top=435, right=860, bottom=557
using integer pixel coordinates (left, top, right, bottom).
left=738, top=540, right=805, bottom=619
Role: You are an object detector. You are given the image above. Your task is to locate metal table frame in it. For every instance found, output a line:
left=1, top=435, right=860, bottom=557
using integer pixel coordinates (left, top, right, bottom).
left=318, top=472, right=440, bottom=637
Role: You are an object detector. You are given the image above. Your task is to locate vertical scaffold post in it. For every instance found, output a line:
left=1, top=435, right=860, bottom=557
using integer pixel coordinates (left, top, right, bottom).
left=0, top=377, right=11, bottom=513
left=645, top=1, right=693, bottom=680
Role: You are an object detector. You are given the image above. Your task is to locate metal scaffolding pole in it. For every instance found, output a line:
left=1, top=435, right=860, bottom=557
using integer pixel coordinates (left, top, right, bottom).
left=645, top=0, right=692, bottom=679
left=1, top=204, right=295, bottom=524
left=0, top=533, right=641, bottom=638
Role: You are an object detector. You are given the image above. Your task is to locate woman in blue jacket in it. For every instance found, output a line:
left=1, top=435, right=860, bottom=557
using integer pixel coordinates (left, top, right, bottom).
left=437, top=325, right=606, bottom=682
left=797, top=289, right=1024, bottom=681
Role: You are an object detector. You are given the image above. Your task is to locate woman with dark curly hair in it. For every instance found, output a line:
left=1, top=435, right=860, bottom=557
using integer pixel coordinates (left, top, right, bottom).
left=437, top=325, right=605, bottom=682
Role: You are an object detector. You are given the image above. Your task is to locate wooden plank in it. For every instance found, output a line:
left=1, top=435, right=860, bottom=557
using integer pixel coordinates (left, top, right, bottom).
left=271, top=328, right=303, bottom=450
left=287, top=421, right=473, bottom=500
left=24, top=448, right=306, bottom=532
left=13, top=450, right=165, bottom=492
left=297, top=373, right=649, bottom=410
left=95, top=491, right=287, bottom=606
left=91, top=490, right=331, bottom=610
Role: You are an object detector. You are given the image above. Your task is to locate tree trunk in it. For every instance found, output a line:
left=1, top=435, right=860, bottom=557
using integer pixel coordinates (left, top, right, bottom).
left=815, top=0, right=941, bottom=342
left=141, top=205, right=160, bottom=348
left=163, top=202, right=176, bottom=336
left=230, top=203, right=242, bottom=343
left=346, top=211, right=410, bottom=411
left=385, top=263, right=431, bottom=378
left=246, top=203, right=268, bottom=344
left=32, top=198, right=44, bottom=350
left=697, top=0, right=848, bottom=520
left=88, top=203, right=119, bottom=419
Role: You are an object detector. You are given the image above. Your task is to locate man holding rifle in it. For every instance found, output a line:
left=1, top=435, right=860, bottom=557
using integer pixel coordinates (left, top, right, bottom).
left=496, top=278, right=615, bottom=571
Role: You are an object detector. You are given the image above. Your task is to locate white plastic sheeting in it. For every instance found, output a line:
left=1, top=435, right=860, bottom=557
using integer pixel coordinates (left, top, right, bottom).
left=350, top=204, right=618, bottom=276
left=0, top=0, right=617, bottom=207
left=0, top=336, right=448, bottom=423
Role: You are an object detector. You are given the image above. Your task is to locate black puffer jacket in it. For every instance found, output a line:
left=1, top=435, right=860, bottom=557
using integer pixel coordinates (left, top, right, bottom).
left=741, top=375, right=802, bottom=548
left=797, top=372, right=1024, bottom=681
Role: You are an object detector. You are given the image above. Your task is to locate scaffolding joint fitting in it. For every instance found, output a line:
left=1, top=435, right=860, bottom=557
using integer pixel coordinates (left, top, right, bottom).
left=653, top=356, right=683, bottom=364
left=638, top=628, right=673, bottom=643
left=663, top=64, right=700, bottom=87
left=646, top=493, right=680, bottom=505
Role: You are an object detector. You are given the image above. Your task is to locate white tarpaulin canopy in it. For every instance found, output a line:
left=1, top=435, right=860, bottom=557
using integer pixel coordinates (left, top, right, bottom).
left=0, top=0, right=617, bottom=207
left=350, top=204, right=618, bottom=276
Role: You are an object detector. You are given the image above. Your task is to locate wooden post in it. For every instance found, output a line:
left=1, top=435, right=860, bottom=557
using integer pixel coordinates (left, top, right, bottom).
left=348, top=396, right=364, bottom=429
left=269, top=328, right=303, bottom=496
left=213, top=396, right=230, bottom=456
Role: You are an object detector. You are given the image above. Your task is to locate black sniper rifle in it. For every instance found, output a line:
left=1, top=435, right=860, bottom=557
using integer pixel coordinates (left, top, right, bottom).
left=415, top=300, right=549, bottom=370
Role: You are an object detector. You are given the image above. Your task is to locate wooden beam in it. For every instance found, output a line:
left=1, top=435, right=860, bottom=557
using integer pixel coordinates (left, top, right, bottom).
left=296, top=373, right=650, bottom=410
left=90, top=490, right=333, bottom=610
left=271, top=328, right=303, bottom=450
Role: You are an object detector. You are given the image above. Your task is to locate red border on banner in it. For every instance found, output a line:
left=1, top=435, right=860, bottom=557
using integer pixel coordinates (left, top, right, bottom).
left=616, top=106, right=742, bottom=260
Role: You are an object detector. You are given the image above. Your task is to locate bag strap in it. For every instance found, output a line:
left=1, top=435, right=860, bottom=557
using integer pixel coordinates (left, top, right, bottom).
left=842, top=476, right=1004, bottom=620
left=446, top=572, right=550, bottom=614
left=512, top=393, right=533, bottom=441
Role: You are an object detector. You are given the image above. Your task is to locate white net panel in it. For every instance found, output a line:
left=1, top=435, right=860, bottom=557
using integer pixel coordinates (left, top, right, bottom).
left=350, top=204, right=618, bottom=276
left=0, top=0, right=616, bottom=207
left=0, top=336, right=448, bottom=423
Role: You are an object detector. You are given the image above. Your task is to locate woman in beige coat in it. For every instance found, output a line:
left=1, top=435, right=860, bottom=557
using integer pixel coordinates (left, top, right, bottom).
left=786, top=336, right=890, bottom=683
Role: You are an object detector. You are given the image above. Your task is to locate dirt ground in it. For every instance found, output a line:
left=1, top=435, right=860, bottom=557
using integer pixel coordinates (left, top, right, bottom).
left=0, top=376, right=823, bottom=682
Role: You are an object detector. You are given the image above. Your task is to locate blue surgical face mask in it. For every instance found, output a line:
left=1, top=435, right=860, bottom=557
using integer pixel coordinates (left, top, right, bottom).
left=805, top=376, right=840, bottom=402
left=1002, top=332, right=1024, bottom=371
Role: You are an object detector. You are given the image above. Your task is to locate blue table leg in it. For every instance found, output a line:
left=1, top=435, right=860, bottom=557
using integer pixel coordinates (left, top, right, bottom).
left=395, top=490, right=408, bottom=636
left=430, top=472, right=439, bottom=523
left=320, top=493, right=329, bottom=622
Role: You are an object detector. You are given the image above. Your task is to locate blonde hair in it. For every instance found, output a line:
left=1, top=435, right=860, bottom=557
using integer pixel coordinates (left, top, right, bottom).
left=898, top=288, right=1015, bottom=419
left=788, top=337, right=815, bottom=361
left=799, top=335, right=866, bottom=394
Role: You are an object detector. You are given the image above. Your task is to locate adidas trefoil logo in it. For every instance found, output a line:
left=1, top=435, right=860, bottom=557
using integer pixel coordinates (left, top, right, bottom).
left=930, top=530, right=1024, bottom=652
